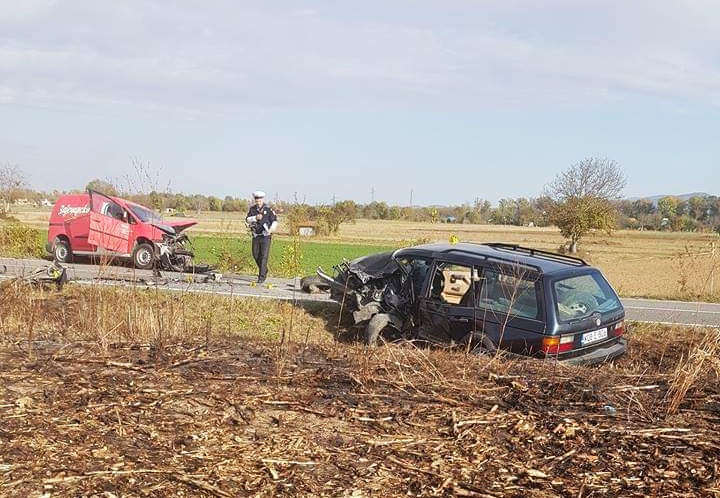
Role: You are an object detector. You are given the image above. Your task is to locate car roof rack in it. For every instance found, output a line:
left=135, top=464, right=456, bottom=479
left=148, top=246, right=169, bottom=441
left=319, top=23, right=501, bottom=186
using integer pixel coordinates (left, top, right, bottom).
left=484, top=243, right=587, bottom=266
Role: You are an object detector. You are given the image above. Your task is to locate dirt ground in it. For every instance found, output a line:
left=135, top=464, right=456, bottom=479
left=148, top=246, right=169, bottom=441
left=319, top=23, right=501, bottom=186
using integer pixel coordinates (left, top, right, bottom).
left=1, top=321, right=719, bottom=497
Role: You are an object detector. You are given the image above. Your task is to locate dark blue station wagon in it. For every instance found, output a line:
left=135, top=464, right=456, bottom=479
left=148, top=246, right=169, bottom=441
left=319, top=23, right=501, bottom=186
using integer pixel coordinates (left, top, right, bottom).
left=317, top=242, right=627, bottom=365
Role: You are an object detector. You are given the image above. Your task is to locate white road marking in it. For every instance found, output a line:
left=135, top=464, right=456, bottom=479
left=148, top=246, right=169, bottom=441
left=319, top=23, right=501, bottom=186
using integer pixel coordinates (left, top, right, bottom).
left=624, top=306, right=720, bottom=315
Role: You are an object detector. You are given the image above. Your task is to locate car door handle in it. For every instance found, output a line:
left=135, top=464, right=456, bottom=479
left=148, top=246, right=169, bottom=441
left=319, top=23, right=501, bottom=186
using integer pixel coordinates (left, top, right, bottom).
left=450, top=317, right=470, bottom=323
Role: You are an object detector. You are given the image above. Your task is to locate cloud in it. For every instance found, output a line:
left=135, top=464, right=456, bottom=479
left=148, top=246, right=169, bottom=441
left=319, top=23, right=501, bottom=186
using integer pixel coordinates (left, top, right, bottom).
left=0, top=0, right=719, bottom=116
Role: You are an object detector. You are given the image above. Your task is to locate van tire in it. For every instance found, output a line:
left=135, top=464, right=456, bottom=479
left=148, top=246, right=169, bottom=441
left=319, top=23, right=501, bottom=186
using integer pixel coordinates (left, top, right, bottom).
left=53, top=239, right=72, bottom=263
left=132, top=243, right=155, bottom=270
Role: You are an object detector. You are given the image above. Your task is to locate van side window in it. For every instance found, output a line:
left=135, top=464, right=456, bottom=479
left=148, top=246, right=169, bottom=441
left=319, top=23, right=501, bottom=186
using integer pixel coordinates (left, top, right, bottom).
left=101, top=202, right=126, bottom=222
left=428, top=262, right=477, bottom=306
left=476, top=267, right=540, bottom=320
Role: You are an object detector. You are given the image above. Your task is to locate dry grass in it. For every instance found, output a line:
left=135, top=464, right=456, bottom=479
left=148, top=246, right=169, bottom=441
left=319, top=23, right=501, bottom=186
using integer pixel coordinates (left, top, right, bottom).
left=0, top=281, right=337, bottom=350
left=1, top=283, right=719, bottom=496
left=665, top=329, right=720, bottom=415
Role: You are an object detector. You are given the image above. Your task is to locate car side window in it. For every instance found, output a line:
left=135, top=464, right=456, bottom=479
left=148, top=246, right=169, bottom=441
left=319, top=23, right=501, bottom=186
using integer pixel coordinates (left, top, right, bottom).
left=428, top=262, right=477, bottom=306
left=396, top=257, right=432, bottom=299
left=475, top=266, right=540, bottom=320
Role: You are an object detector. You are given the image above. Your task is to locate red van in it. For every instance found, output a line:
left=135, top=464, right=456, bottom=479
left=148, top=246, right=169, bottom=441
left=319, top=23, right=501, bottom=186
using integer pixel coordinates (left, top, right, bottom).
left=47, top=190, right=197, bottom=270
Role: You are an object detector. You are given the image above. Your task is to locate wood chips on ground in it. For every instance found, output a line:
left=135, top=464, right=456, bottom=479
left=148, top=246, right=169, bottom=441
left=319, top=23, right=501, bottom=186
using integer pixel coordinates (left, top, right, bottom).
left=1, top=337, right=719, bottom=497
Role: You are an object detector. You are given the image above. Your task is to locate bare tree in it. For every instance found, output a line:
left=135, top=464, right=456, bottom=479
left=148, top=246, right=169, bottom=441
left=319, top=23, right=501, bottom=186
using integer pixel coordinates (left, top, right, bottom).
left=545, top=158, right=626, bottom=253
left=546, top=158, right=626, bottom=201
left=0, top=162, right=27, bottom=214
left=120, top=157, right=170, bottom=195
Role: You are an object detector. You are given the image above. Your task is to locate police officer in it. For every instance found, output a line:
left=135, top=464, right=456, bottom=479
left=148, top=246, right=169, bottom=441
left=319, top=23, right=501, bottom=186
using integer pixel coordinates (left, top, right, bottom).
left=246, top=191, right=278, bottom=283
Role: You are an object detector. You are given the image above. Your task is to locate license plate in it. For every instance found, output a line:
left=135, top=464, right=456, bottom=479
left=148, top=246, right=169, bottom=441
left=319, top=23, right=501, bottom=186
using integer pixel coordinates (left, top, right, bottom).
left=582, top=327, right=608, bottom=345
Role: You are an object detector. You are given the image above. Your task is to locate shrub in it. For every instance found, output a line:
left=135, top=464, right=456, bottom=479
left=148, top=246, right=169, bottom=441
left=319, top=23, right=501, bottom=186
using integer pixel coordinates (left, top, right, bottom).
left=0, top=223, right=44, bottom=258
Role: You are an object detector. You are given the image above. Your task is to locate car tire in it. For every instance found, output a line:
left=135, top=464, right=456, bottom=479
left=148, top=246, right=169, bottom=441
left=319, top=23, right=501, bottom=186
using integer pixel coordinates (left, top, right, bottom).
left=364, top=313, right=402, bottom=346
left=53, top=239, right=72, bottom=263
left=132, top=243, right=155, bottom=270
left=300, top=275, right=330, bottom=294
left=467, top=332, right=497, bottom=356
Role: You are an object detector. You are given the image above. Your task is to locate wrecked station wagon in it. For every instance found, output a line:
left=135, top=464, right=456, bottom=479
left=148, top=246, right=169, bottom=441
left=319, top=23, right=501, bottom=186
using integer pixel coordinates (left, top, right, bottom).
left=317, top=243, right=627, bottom=365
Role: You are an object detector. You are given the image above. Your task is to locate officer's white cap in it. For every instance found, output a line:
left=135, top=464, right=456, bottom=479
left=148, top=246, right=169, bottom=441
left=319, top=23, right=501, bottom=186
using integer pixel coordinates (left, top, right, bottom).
left=252, top=191, right=266, bottom=199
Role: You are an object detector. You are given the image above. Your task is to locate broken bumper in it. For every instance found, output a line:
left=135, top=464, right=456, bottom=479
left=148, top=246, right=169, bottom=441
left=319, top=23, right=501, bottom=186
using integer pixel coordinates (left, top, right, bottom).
left=560, top=338, right=628, bottom=366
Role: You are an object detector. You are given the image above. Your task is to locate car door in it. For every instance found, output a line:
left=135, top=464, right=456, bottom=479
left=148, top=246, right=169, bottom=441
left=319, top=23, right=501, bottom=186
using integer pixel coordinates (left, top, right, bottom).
left=416, top=260, right=478, bottom=344
left=473, top=264, right=546, bottom=354
left=87, top=190, right=132, bottom=255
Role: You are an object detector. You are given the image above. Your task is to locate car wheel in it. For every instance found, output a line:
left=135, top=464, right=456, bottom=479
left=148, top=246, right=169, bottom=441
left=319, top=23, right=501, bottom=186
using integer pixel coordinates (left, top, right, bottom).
left=132, top=243, right=155, bottom=270
left=364, top=313, right=402, bottom=346
left=53, top=239, right=72, bottom=263
left=300, top=275, right=330, bottom=294
left=467, top=332, right=497, bottom=356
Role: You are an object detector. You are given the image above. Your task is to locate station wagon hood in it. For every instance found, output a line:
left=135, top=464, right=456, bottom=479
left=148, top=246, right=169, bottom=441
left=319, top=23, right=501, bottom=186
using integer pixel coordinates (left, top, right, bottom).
left=341, top=251, right=399, bottom=284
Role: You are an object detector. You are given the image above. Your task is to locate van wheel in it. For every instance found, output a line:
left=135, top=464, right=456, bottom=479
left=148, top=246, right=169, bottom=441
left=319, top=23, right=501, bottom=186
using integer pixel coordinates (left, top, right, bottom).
left=132, top=243, right=155, bottom=270
left=54, top=240, right=72, bottom=263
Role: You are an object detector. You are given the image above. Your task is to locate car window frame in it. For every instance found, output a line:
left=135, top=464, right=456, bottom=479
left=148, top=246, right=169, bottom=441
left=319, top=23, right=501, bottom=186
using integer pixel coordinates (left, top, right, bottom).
left=473, top=262, right=544, bottom=322
left=425, top=259, right=478, bottom=307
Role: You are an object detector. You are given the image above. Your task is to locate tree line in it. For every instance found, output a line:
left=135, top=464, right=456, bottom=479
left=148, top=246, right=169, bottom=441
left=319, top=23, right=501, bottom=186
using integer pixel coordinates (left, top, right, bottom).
left=3, top=159, right=719, bottom=254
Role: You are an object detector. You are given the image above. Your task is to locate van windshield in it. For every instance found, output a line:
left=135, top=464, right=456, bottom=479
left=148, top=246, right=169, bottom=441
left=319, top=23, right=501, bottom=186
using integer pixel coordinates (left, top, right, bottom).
left=553, top=273, right=622, bottom=322
left=128, top=204, right=162, bottom=223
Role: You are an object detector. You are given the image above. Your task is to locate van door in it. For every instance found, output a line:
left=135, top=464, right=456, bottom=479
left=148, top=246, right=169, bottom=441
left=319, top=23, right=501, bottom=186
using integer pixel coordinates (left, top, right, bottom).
left=416, top=261, right=477, bottom=344
left=87, top=191, right=132, bottom=255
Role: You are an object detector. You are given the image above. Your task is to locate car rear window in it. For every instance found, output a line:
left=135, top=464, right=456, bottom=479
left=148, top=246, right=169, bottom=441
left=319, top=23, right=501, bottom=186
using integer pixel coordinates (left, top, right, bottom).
left=553, top=273, right=621, bottom=322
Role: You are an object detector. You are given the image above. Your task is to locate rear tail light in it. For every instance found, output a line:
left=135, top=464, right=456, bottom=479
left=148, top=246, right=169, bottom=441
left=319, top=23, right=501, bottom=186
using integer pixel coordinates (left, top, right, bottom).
left=541, top=334, right=575, bottom=354
left=614, top=321, right=625, bottom=336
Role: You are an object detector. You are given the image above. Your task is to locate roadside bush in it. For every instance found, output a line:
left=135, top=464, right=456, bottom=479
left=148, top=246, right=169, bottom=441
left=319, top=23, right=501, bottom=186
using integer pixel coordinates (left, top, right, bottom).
left=0, top=223, right=44, bottom=258
left=277, top=236, right=304, bottom=277
left=285, top=202, right=357, bottom=236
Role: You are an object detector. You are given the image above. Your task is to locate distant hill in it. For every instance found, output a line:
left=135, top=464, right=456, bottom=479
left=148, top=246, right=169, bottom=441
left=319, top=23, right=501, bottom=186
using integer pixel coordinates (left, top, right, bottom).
left=629, top=192, right=711, bottom=205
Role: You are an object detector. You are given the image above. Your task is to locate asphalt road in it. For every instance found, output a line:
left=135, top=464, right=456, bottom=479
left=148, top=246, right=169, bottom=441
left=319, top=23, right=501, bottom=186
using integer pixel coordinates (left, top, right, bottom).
left=1, top=257, right=718, bottom=327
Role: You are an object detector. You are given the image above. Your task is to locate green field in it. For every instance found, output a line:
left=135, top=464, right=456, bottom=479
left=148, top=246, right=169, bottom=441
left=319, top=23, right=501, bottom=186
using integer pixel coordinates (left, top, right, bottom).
left=190, top=235, right=392, bottom=276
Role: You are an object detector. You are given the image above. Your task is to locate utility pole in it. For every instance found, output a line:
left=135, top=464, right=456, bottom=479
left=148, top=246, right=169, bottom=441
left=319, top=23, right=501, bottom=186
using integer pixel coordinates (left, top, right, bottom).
left=409, top=189, right=413, bottom=207
left=711, top=242, right=717, bottom=296
left=332, top=194, right=336, bottom=206
left=371, top=187, right=375, bottom=203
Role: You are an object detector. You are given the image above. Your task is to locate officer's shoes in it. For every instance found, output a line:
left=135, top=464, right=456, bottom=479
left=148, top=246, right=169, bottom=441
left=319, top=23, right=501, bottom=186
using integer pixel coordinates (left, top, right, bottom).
left=257, top=277, right=266, bottom=284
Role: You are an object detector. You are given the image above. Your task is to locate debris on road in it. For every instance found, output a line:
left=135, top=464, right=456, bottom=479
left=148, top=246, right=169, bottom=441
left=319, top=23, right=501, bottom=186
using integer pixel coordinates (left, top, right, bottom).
left=0, top=261, right=67, bottom=290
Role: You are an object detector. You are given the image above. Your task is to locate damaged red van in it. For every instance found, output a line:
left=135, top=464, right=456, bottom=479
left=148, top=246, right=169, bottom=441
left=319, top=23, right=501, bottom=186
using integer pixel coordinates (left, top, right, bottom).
left=47, top=190, right=198, bottom=271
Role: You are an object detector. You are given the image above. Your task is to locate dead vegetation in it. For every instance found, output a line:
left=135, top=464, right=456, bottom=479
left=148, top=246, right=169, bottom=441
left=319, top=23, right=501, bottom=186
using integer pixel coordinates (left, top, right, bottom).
left=0, top=285, right=719, bottom=497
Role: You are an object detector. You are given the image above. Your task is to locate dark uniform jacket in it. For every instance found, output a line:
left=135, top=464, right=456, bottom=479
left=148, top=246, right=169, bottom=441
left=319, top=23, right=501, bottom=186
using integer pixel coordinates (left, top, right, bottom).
left=247, top=204, right=278, bottom=237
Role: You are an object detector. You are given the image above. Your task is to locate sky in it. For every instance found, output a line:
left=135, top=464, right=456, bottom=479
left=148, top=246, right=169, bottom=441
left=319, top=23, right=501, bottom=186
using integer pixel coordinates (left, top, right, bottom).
left=1, top=0, right=719, bottom=205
